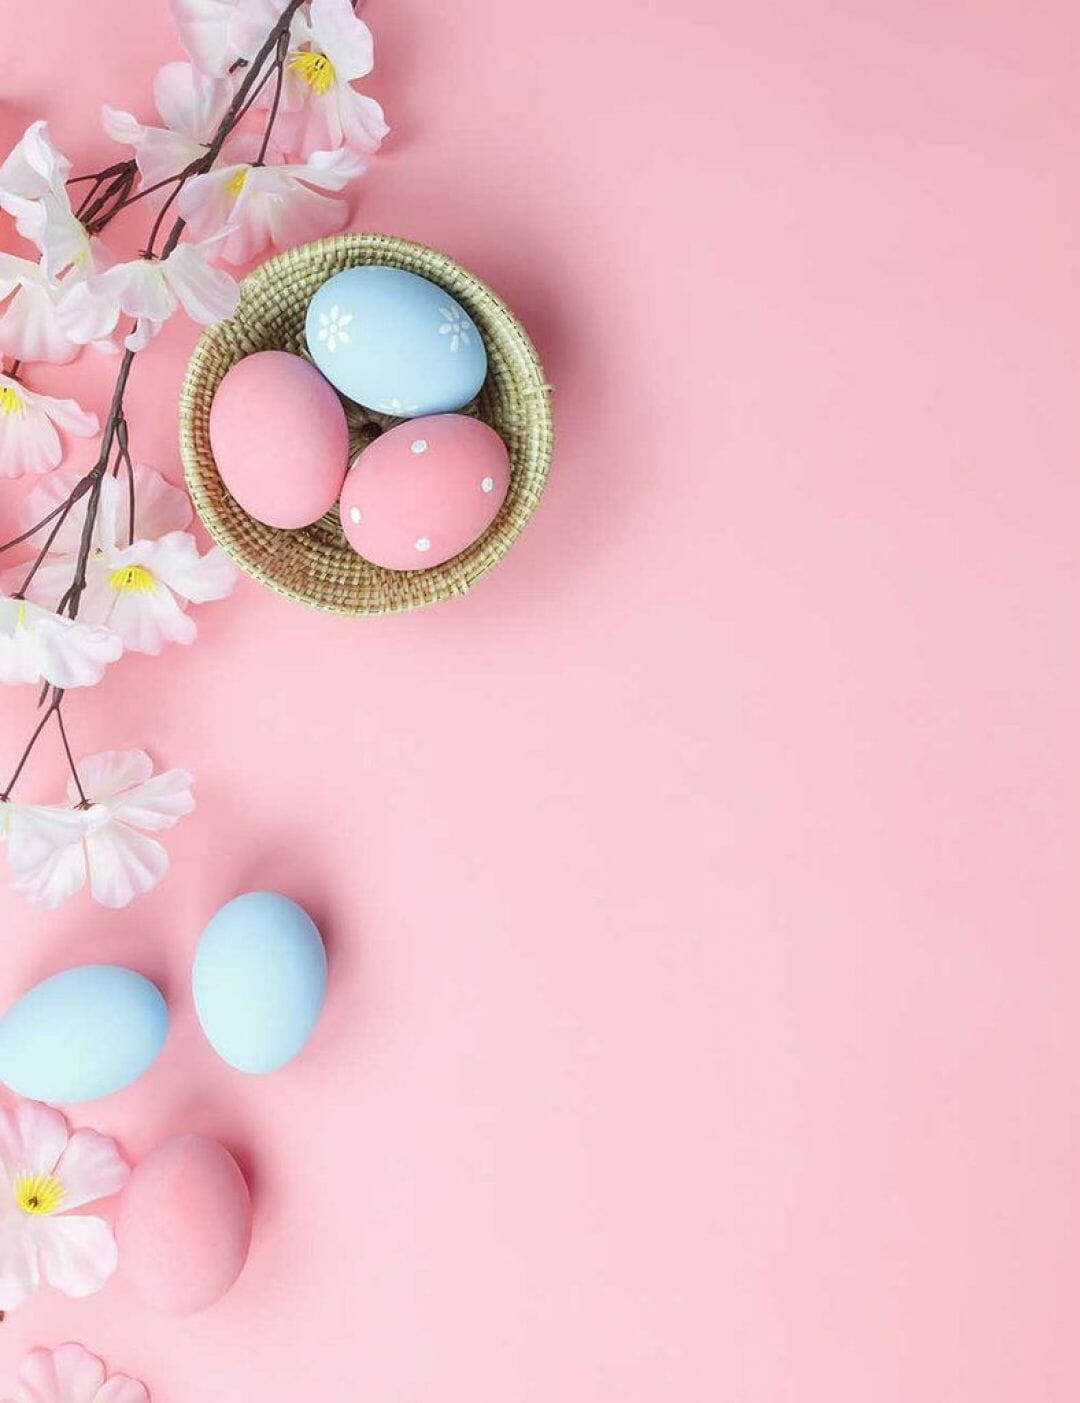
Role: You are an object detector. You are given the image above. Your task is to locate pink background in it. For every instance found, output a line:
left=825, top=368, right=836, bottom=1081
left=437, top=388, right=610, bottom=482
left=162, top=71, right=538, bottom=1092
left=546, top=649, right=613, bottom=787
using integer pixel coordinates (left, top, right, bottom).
left=1, top=1, right=1078, bottom=1398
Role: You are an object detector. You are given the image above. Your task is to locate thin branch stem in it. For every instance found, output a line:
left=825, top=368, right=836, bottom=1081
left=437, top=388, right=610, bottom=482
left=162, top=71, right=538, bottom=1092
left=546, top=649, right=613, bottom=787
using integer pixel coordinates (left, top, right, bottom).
left=55, top=705, right=86, bottom=804
left=256, top=38, right=290, bottom=165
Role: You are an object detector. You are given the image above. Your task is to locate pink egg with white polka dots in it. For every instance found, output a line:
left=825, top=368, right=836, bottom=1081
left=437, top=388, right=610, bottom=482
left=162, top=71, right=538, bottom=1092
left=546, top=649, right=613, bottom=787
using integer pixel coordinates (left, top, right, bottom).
left=339, top=414, right=510, bottom=570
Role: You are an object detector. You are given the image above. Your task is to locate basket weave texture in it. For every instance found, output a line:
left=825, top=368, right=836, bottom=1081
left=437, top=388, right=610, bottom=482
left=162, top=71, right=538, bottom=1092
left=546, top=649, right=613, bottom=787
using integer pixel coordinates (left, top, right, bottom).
left=179, top=233, right=553, bottom=615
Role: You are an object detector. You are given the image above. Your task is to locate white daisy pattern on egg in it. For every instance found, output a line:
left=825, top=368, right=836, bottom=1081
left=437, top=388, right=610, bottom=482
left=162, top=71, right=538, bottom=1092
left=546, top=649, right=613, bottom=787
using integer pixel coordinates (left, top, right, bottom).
left=316, top=304, right=353, bottom=354
left=437, top=305, right=472, bottom=353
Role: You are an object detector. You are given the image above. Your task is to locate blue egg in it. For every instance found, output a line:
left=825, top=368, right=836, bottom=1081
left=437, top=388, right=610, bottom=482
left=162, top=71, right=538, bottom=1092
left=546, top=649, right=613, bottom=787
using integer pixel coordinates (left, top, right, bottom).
left=305, top=266, right=487, bottom=417
left=192, top=891, right=327, bottom=1074
left=0, top=965, right=168, bottom=1103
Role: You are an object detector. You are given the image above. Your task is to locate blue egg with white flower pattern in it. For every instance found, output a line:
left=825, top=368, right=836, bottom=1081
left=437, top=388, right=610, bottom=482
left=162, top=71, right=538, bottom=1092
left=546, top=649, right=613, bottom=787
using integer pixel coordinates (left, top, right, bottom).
left=305, top=266, right=487, bottom=417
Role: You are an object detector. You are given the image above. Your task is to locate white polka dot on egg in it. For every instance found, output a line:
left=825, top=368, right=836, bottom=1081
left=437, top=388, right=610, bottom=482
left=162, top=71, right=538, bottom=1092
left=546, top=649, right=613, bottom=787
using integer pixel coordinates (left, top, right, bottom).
left=481, top=476, right=494, bottom=493
left=349, top=506, right=362, bottom=524
left=410, top=439, right=428, bottom=454
left=415, top=537, right=432, bottom=552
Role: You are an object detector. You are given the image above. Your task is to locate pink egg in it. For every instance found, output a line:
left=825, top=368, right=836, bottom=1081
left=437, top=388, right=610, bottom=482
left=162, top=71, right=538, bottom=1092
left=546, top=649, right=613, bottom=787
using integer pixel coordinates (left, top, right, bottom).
left=209, top=350, right=349, bottom=529
left=116, top=1134, right=252, bottom=1315
left=339, top=414, right=510, bottom=570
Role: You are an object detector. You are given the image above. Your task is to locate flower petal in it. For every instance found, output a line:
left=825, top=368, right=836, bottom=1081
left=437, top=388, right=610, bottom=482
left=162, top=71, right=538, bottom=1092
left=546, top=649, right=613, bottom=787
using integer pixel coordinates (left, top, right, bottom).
left=0, top=396, right=61, bottom=478
left=10, top=837, right=89, bottom=909
left=85, top=823, right=169, bottom=908
left=162, top=243, right=239, bottom=325
left=2, top=801, right=104, bottom=874
left=35, top=1212, right=119, bottom=1297
left=0, top=1100, right=68, bottom=1179
left=96, top=1378, right=152, bottom=1403
left=110, top=768, right=195, bottom=831
left=53, top=1128, right=130, bottom=1209
left=309, top=0, right=375, bottom=80
left=0, top=1223, right=39, bottom=1311
left=154, top=58, right=233, bottom=141
left=0, top=268, right=81, bottom=365
left=0, top=596, right=122, bottom=689
left=101, top=103, right=208, bottom=191
left=138, top=532, right=237, bottom=602
left=54, top=279, right=123, bottom=348
left=68, top=748, right=153, bottom=803
left=0, top=121, right=72, bottom=200
left=16, top=1344, right=106, bottom=1403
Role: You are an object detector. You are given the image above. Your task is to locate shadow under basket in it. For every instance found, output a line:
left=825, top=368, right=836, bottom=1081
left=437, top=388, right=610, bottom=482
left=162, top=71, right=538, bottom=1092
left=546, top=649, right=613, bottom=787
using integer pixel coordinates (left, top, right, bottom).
left=179, top=233, right=553, bottom=616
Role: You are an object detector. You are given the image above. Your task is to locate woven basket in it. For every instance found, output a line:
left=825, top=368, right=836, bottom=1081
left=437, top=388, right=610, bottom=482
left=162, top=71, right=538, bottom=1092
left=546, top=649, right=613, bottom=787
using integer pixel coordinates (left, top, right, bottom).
left=179, top=233, right=553, bottom=615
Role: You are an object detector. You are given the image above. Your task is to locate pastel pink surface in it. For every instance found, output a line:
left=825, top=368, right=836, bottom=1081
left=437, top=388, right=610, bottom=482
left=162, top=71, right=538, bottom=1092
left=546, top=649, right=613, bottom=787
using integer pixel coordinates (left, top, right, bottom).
left=115, top=1134, right=252, bottom=1315
left=1, top=2, right=1079, bottom=1402
left=208, top=351, right=349, bottom=529
left=340, top=414, right=509, bottom=569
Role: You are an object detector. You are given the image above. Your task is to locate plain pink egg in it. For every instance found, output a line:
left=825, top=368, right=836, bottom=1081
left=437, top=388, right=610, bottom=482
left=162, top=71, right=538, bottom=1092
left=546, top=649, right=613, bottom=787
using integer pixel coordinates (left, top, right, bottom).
left=209, top=350, right=349, bottom=529
left=116, top=1134, right=252, bottom=1315
left=339, top=414, right=510, bottom=570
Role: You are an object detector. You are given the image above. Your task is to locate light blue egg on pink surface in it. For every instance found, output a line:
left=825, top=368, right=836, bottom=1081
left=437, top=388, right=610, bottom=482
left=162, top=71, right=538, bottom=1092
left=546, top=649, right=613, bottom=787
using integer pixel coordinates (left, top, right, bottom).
left=192, top=891, right=327, bottom=1074
left=305, top=266, right=487, bottom=417
left=0, top=964, right=168, bottom=1103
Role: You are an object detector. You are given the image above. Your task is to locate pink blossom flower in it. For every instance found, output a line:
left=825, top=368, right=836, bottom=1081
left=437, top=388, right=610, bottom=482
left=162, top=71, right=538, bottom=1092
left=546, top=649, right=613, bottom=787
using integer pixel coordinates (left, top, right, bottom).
left=0, top=595, right=122, bottom=689
left=178, top=145, right=365, bottom=262
left=0, top=255, right=82, bottom=365
left=61, top=243, right=241, bottom=353
left=0, top=122, right=71, bottom=202
left=169, top=0, right=292, bottom=78
left=0, top=374, right=98, bottom=477
left=18, top=461, right=193, bottom=555
left=10, top=749, right=195, bottom=909
left=0, top=1101, right=128, bottom=1309
left=22, top=530, right=236, bottom=655
left=2, top=1342, right=148, bottom=1403
left=102, top=60, right=234, bottom=188
left=273, top=0, right=388, bottom=158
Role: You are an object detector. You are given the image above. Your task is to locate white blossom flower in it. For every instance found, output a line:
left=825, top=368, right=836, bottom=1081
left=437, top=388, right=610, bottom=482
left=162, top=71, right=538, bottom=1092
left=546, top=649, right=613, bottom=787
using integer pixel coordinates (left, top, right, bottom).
left=0, top=121, right=71, bottom=202
left=169, top=0, right=292, bottom=78
left=0, top=595, right=121, bottom=689
left=22, top=531, right=236, bottom=655
left=0, top=1100, right=129, bottom=1308
left=437, top=304, right=473, bottom=353
left=0, top=254, right=82, bottom=365
left=102, top=60, right=234, bottom=188
left=178, top=145, right=365, bottom=263
left=0, top=374, right=98, bottom=477
left=9, top=749, right=195, bottom=909
left=274, top=0, right=389, bottom=158
left=64, top=243, right=240, bottom=353
left=17, top=461, right=192, bottom=556
left=0, top=801, right=108, bottom=878
left=314, top=302, right=353, bottom=353
left=4, top=1343, right=149, bottom=1403
left=0, top=184, right=117, bottom=356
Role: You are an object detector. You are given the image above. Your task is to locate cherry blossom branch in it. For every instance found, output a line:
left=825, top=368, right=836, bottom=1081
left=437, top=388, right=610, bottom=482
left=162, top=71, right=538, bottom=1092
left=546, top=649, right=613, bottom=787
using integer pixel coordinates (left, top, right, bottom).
left=1, top=0, right=310, bottom=800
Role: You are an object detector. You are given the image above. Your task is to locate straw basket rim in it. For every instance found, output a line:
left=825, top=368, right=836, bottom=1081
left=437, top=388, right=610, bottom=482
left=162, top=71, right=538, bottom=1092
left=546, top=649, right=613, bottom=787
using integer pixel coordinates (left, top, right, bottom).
left=178, top=232, right=553, bottom=616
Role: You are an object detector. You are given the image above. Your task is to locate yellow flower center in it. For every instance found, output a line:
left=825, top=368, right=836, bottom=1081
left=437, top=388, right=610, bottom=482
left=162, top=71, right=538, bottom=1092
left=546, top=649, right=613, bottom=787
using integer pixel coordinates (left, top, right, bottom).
left=13, top=1171, right=65, bottom=1216
left=228, top=167, right=249, bottom=195
left=289, top=50, right=335, bottom=94
left=109, top=564, right=155, bottom=593
left=0, top=385, right=25, bottom=417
